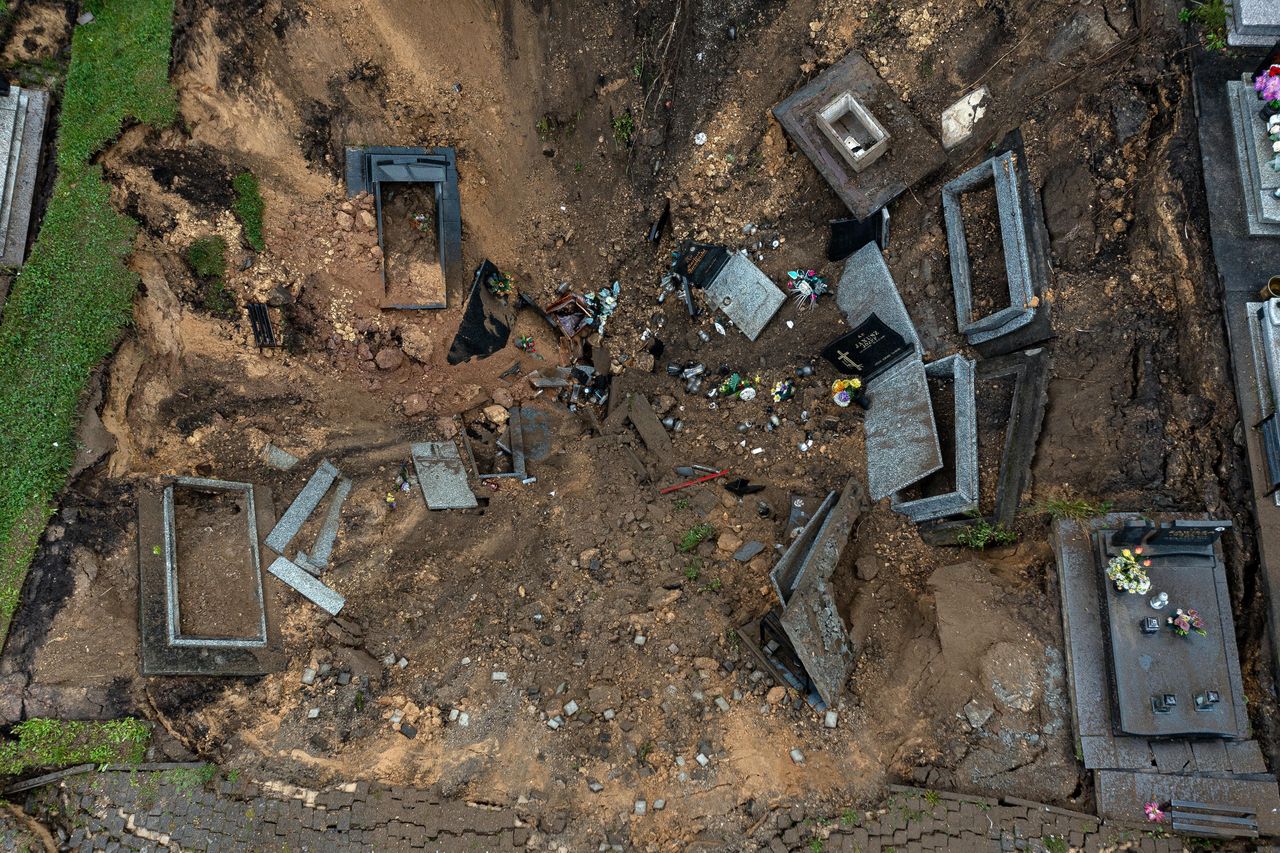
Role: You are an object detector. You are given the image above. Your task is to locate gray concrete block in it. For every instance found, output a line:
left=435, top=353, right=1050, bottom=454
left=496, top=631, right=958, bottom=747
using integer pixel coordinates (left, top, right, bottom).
left=267, top=557, right=345, bottom=616
left=1229, top=0, right=1280, bottom=44
left=308, top=477, right=351, bottom=568
left=266, top=460, right=341, bottom=554
left=1, top=88, right=47, bottom=267
left=942, top=151, right=1037, bottom=345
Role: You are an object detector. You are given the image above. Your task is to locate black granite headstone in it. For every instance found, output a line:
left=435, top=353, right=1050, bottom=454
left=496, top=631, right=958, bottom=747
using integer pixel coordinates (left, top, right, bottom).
left=1109, top=522, right=1153, bottom=548
left=673, top=240, right=730, bottom=289
left=821, top=313, right=912, bottom=381
left=1145, top=521, right=1229, bottom=549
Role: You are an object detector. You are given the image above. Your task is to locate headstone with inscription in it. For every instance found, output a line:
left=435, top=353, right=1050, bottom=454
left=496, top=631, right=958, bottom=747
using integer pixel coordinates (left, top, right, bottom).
left=821, top=313, right=913, bottom=382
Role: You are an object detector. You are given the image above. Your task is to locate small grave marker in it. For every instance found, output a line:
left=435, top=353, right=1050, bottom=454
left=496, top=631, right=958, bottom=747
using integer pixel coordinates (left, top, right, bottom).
left=820, top=313, right=912, bottom=381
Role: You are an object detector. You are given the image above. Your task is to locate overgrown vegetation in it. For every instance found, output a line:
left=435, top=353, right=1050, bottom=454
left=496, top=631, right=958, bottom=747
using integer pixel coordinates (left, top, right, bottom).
left=0, top=0, right=176, bottom=639
left=955, top=518, right=1019, bottom=550
left=1044, top=835, right=1068, bottom=853
left=0, top=718, right=150, bottom=775
left=611, top=110, right=634, bottom=147
left=1038, top=496, right=1114, bottom=521
left=232, top=171, right=265, bottom=252
left=677, top=522, right=715, bottom=553
left=185, top=235, right=234, bottom=316
left=683, top=557, right=702, bottom=581
left=163, top=763, right=217, bottom=793
left=1179, top=0, right=1229, bottom=51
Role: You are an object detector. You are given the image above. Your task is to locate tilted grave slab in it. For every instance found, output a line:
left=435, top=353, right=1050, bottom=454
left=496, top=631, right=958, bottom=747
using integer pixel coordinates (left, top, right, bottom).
left=704, top=251, right=786, bottom=341
left=772, top=51, right=945, bottom=219
left=832, top=244, right=943, bottom=500
left=942, top=151, right=1037, bottom=346
left=891, top=354, right=978, bottom=523
left=1226, top=79, right=1280, bottom=237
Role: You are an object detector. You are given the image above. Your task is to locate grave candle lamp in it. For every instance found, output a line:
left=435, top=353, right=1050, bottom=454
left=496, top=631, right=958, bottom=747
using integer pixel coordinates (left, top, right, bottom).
left=816, top=93, right=891, bottom=173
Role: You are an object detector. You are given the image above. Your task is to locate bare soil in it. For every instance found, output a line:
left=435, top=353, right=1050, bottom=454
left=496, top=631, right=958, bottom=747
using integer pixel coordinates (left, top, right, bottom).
left=171, top=485, right=261, bottom=639
left=0, top=0, right=1273, bottom=848
left=957, top=183, right=1011, bottom=321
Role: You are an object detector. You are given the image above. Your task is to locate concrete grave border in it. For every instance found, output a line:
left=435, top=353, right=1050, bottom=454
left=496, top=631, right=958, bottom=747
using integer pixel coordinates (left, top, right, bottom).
left=1226, top=79, right=1280, bottom=238
left=942, top=151, right=1036, bottom=345
left=162, top=477, right=268, bottom=649
left=138, top=482, right=285, bottom=677
left=891, top=355, right=978, bottom=523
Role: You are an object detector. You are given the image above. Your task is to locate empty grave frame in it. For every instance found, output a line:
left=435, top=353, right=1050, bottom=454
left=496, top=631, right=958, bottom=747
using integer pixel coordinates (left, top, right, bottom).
left=162, top=477, right=268, bottom=648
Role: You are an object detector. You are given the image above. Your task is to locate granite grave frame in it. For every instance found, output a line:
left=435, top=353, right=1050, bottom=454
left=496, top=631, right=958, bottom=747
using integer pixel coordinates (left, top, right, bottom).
left=138, top=479, right=285, bottom=676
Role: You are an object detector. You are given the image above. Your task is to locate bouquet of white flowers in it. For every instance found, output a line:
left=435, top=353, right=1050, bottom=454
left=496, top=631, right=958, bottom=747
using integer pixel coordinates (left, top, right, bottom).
left=1106, top=548, right=1151, bottom=595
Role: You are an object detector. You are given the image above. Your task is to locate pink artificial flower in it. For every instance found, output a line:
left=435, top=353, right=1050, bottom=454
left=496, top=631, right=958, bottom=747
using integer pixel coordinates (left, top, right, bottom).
left=1144, top=801, right=1166, bottom=823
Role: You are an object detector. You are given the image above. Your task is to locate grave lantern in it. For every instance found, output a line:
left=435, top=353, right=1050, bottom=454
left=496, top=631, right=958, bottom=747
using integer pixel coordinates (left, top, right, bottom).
left=816, top=93, right=890, bottom=173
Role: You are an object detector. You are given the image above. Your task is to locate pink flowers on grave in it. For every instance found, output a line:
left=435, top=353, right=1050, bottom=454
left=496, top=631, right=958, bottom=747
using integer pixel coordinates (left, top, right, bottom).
left=1144, top=801, right=1167, bottom=823
left=1168, top=607, right=1207, bottom=637
left=1256, top=65, right=1280, bottom=105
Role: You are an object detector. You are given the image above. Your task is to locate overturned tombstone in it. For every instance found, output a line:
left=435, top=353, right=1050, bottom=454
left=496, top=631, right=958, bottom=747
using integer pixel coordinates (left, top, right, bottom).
left=738, top=479, right=868, bottom=708
left=1246, top=299, right=1280, bottom=503
left=138, top=477, right=285, bottom=676
left=942, top=135, right=1052, bottom=354
left=773, top=51, right=945, bottom=218
left=411, top=440, right=478, bottom=509
left=891, top=354, right=978, bottom=523
left=344, top=146, right=463, bottom=308
left=670, top=240, right=785, bottom=340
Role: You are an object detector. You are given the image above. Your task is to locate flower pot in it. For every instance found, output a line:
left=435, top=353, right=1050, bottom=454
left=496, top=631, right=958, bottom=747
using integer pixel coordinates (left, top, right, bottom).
left=1261, top=276, right=1280, bottom=302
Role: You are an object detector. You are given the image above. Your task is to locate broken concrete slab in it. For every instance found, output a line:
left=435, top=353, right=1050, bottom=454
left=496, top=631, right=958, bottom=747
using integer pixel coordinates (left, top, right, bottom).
left=771, top=490, right=838, bottom=604
left=260, top=443, right=299, bottom=471
left=942, top=151, right=1036, bottom=346
left=267, top=557, right=345, bottom=616
left=777, top=479, right=867, bottom=706
left=891, top=355, right=978, bottom=523
left=266, top=460, right=341, bottom=554
left=940, top=87, right=990, bottom=150
left=772, top=51, right=946, bottom=218
left=308, top=477, right=352, bottom=568
left=980, top=347, right=1051, bottom=525
left=626, top=393, right=675, bottom=470
left=411, top=441, right=478, bottom=509
left=704, top=251, right=785, bottom=341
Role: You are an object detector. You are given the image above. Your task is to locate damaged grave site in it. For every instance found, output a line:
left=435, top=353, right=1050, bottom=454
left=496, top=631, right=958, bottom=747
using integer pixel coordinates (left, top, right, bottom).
left=3, top=0, right=1280, bottom=850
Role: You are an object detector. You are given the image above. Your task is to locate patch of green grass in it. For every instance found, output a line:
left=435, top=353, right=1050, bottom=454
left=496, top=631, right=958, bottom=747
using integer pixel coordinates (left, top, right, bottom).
left=923, top=789, right=941, bottom=809
left=700, top=577, right=723, bottom=593
left=0, top=718, right=150, bottom=775
left=683, top=557, right=702, bottom=581
left=232, top=171, right=265, bottom=252
left=611, top=110, right=634, bottom=147
left=186, top=235, right=227, bottom=279
left=0, top=0, right=176, bottom=640
left=955, top=519, right=1018, bottom=550
left=672, top=496, right=689, bottom=511
left=1038, top=497, right=1113, bottom=521
left=840, top=808, right=861, bottom=827
left=163, top=763, right=217, bottom=794
left=535, top=114, right=556, bottom=141
left=677, top=522, right=715, bottom=553
left=1180, top=0, right=1229, bottom=50
left=1043, top=835, right=1068, bottom=853
left=808, top=840, right=823, bottom=853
